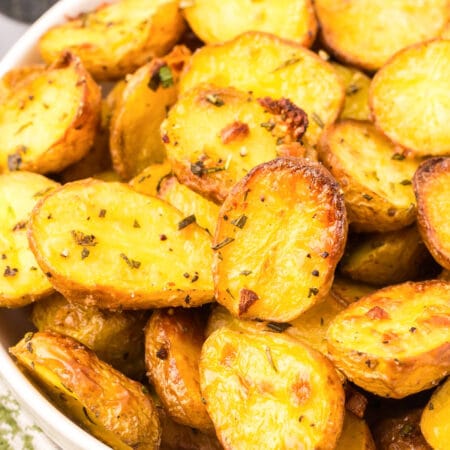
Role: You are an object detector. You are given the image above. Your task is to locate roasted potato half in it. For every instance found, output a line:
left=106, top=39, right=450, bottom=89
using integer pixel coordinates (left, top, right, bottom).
left=145, top=308, right=213, bottom=432
left=110, top=46, right=191, bottom=180
left=200, top=327, right=345, bottom=449
left=327, top=280, right=450, bottom=398
left=319, top=120, right=420, bottom=232
left=421, top=377, right=450, bottom=449
left=370, top=39, right=450, bottom=156
left=183, top=0, right=317, bottom=47
left=180, top=31, right=345, bottom=147
left=0, top=172, right=58, bottom=307
left=28, top=179, right=214, bottom=310
left=0, top=64, right=45, bottom=102
left=32, top=293, right=147, bottom=379
left=414, top=157, right=450, bottom=270
left=163, top=85, right=310, bottom=204
left=129, top=160, right=173, bottom=197
left=336, top=412, right=375, bottom=450
left=213, top=158, right=347, bottom=322
left=340, top=226, right=432, bottom=286
left=0, top=52, right=101, bottom=174
left=10, top=331, right=161, bottom=449
left=38, top=0, right=185, bottom=80
left=314, top=0, right=449, bottom=71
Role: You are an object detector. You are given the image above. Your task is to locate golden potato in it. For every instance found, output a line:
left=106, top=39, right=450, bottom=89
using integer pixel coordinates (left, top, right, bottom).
left=340, top=226, right=432, bottom=286
left=163, top=85, right=311, bottom=204
left=336, top=412, right=375, bottom=450
left=0, top=52, right=101, bottom=174
left=145, top=308, right=213, bottom=432
left=331, top=277, right=375, bottom=305
left=28, top=179, right=214, bottom=310
left=327, top=280, right=450, bottom=398
left=183, top=0, right=317, bottom=47
left=110, top=46, right=191, bottom=180
left=414, top=157, right=450, bottom=270
left=200, top=327, right=345, bottom=449
left=370, top=39, right=450, bottom=156
left=180, top=31, right=344, bottom=147
left=319, top=120, right=420, bottom=232
left=39, top=0, right=185, bottom=80
left=314, top=0, right=449, bottom=71
left=0, top=64, right=45, bottom=102
left=213, top=157, right=347, bottom=322
left=10, top=331, right=161, bottom=449
left=32, top=293, right=148, bottom=379
left=421, top=377, right=450, bottom=449
left=0, top=172, right=58, bottom=307
left=129, top=160, right=173, bottom=197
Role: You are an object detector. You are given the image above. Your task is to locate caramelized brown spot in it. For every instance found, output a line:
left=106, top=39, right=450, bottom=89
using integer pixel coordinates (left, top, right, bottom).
left=220, top=121, right=250, bottom=144
left=291, top=377, right=311, bottom=406
left=239, top=289, right=259, bottom=315
left=366, top=306, right=390, bottom=320
left=423, top=315, right=450, bottom=327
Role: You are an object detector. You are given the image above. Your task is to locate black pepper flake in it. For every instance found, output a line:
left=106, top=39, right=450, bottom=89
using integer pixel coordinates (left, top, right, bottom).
left=306, top=253, right=311, bottom=258
left=409, top=327, right=417, bottom=333
left=71, top=230, right=97, bottom=246
left=223, top=215, right=229, bottom=221
left=212, top=237, right=235, bottom=251
left=260, top=121, right=275, bottom=131
left=26, top=341, right=33, bottom=353
left=183, top=272, right=190, bottom=278
left=231, top=214, right=247, bottom=229
left=225, top=288, right=235, bottom=299
left=362, top=193, right=373, bottom=201
left=428, top=402, right=434, bottom=410
left=3, top=266, right=18, bottom=277
left=184, top=295, right=191, bottom=305
left=156, top=347, right=168, bottom=360
left=320, top=252, right=329, bottom=258
left=12, top=221, right=27, bottom=231
left=308, top=287, right=319, bottom=298
left=120, top=253, right=141, bottom=269
left=387, top=208, right=396, bottom=217
left=346, top=84, right=360, bottom=96
left=81, top=248, right=90, bottom=259
left=46, top=272, right=52, bottom=278
left=205, top=93, right=224, bottom=107
left=160, top=234, right=167, bottom=241
left=276, top=137, right=284, bottom=145
left=273, top=58, right=300, bottom=71
left=83, top=407, right=96, bottom=425
left=98, top=209, right=106, bottom=218
left=299, top=416, right=303, bottom=422
left=392, top=153, right=405, bottom=161
left=178, top=214, right=196, bottom=230
left=133, top=219, right=141, bottom=228
left=240, top=270, right=252, bottom=276
left=400, top=179, right=412, bottom=185
left=311, top=270, right=319, bottom=277
left=266, top=322, right=291, bottom=333
left=7, top=153, right=22, bottom=171
left=190, top=160, right=225, bottom=176
left=191, top=274, right=199, bottom=283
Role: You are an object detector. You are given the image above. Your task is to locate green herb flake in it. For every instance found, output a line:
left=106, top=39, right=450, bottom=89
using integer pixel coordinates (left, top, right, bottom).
left=399, top=424, right=414, bottom=437
left=346, top=84, right=360, bottom=96
left=212, top=237, right=235, bottom=251
left=148, top=64, right=173, bottom=91
left=260, top=121, right=275, bottom=131
left=266, top=322, right=291, bottom=333
left=362, top=193, right=373, bottom=201
left=71, top=230, right=97, bottom=246
left=120, top=253, right=141, bottom=269
left=240, top=270, right=252, bottom=276
left=231, top=214, right=247, bottom=229
left=311, top=112, right=324, bottom=128
left=391, top=153, right=405, bottom=161
left=98, top=209, right=106, bottom=218
left=178, top=214, right=196, bottom=230
left=133, top=219, right=141, bottom=228
left=400, top=179, right=412, bottom=185
left=81, top=248, right=90, bottom=259
left=3, top=266, right=18, bottom=277
left=428, top=402, right=434, bottom=410
left=205, top=93, right=224, bottom=107
left=308, top=287, right=319, bottom=298
left=273, top=58, right=300, bottom=72
left=265, top=346, right=278, bottom=372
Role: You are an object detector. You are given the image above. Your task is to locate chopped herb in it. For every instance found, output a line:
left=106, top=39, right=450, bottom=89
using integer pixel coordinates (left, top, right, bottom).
left=266, top=322, right=292, bottom=333
left=240, top=270, right=252, bottom=276
left=311, top=270, right=319, bottom=277
left=83, top=407, right=96, bottom=425
left=265, top=346, right=278, bottom=372
left=184, top=295, right=191, bottom=304
left=98, top=209, right=106, bottom=218
left=399, top=424, right=414, bottom=437
left=362, top=193, right=373, bottom=201
left=346, top=84, right=360, bottom=95
left=133, top=219, right=141, bottom=228
left=33, top=187, right=53, bottom=198
left=156, top=347, right=168, bottom=360
left=30, top=266, right=37, bottom=271
left=178, top=214, right=196, bottom=230
left=120, top=253, right=141, bottom=269
left=141, top=385, right=149, bottom=394
left=225, top=288, right=235, bottom=299
left=308, top=287, right=319, bottom=298
left=260, top=121, right=275, bottom=131
left=81, top=248, right=90, bottom=259
left=276, top=137, right=284, bottom=145
left=148, top=64, right=173, bottom=91
left=231, top=214, right=247, bottom=229
left=320, top=252, right=329, bottom=258
left=191, top=274, right=199, bottom=283
left=71, top=230, right=97, bottom=246
left=7, top=153, right=22, bottom=171
left=400, top=179, right=412, bottom=185
left=190, top=160, right=225, bottom=176
left=391, top=153, right=405, bottom=161
left=183, top=272, right=190, bottom=278
left=212, top=237, right=235, bottom=251
left=205, top=93, right=224, bottom=107
left=12, top=221, right=27, bottom=231
left=273, top=58, right=300, bottom=71
left=409, top=327, right=417, bottom=333
left=311, top=112, right=324, bottom=128
left=3, top=266, right=18, bottom=277
left=428, top=402, right=434, bottom=410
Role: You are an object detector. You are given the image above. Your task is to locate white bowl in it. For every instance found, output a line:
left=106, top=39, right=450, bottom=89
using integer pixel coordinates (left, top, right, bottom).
left=0, top=1, right=114, bottom=448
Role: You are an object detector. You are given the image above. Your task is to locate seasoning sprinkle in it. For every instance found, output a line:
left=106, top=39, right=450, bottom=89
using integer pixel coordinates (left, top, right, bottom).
left=81, top=248, right=90, bottom=259
left=178, top=214, right=196, bottom=230
left=362, top=193, right=373, bottom=201
left=120, top=253, right=141, bottom=269
left=311, top=270, right=319, bottom=277
left=266, top=322, right=292, bottom=333
left=212, top=237, right=235, bottom=251
left=98, top=209, right=106, bottom=218
left=231, top=214, right=247, bottom=229
left=148, top=64, right=173, bottom=91
left=205, top=93, right=224, bottom=107
left=308, top=287, right=319, bottom=298
left=273, top=58, right=300, bottom=71
left=391, top=153, right=405, bottom=161
left=133, top=219, right=141, bottom=228
left=3, top=266, right=18, bottom=277
left=240, top=270, right=252, bottom=276
left=191, top=274, right=199, bottom=283
left=311, top=112, right=324, bottom=128
left=400, top=179, right=412, bottom=185
left=156, top=347, right=168, bottom=360
left=265, top=346, right=278, bottom=372
left=71, top=230, right=97, bottom=246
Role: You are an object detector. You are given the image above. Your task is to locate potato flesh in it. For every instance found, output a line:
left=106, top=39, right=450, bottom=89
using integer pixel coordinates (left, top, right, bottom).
left=129, top=160, right=173, bottom=197
left=315, top=0, right=449, bottom=71
left=370, top=40, right=450, bottom=156
left=184, top=0, right=317, bottom=47
left=331, top=277, right=375, bottom=305
left=0, top=172, right=58, bottom=306
left=29, top=179, right=213, bottom=309
left=200, top=328, right=345, bottom=450
left=180, top=32, right=344, bottom=146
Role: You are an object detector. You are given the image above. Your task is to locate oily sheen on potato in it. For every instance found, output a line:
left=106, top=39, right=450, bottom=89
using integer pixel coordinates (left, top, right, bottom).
left=28, top=179, right=214, bottom=309
left=10, top=331, right=161, bottom=449
left=327, top=280, right=450, bottom=398
left=200, top=327, right=345, bottom=450
left=213, top=158, right=347, bottom=322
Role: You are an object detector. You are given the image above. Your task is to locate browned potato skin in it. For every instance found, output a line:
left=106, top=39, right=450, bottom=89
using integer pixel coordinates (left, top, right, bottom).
left=145, top=308, right=213, bottom=432
left=0, top=52, right=101, bottom=174
left=10, top=331, right=161, bottom=449
left=32, top=293, right=148, bottom=379
left=213, top=157, right=347, bottom=322
left=414, top=157, right=450, bottom=270
left=327, top=280, right=450, bottom=398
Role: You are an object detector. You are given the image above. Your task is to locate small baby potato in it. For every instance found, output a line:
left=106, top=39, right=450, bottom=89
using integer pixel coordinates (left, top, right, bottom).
left=340, top=226, right=432, bottom=286
left=10, top=331, right=161, bottom=449
left=331, top=277, right=375, bottom=305
left=327, top=280, right=450, bottom=398
left=129, top=160, right=173, bottom=197
left=200, top=327, right=345, bottom=449
left=421, top=377, right=450, bottom=449
left=110, top=46, right=191, bottom=180
left=28, top=179, right=214, bottom=310
left=0, top=172, right=58, bottom=307
left=314, top=0, right=449, bottom=71
left=32, top=293, right=148, bottom=379
left=414, top=157, right=450, bottom=270
left=183, top=0, right=317, bottom=47
left=39, top=0, right=185, bottom=80
left=213, top=157, right=347, bottom=322
left=180, top=31, right=345, bottom=147
left=163, top=85, right=310, bottom=204
left=319, top=120, right=420, bottom=232
left=370, top=39, right=450, bottom=156
left=336, top=412, right=375, bottom=450
left=145, top=308, right=213, bottom=432
left=0, top=52, right=101, bottom=174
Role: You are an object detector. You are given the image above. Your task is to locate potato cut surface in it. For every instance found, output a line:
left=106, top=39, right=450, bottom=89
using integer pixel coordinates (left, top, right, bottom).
left=38, top=0, right=185, bottom=80
left=164, top=85, right=311, bottom=204
left=0, top=172, right=58, bottom=307
left=200, top=327, right=345, bottom=450
left=327, top=281, right=450, bottom=398
left=370, top=39, right=450, bottom=156
left=183, top=0, right=317, bottom=47
left=129, top=160, right=173, bottom=197
left=145, top=308, right=213, bottom=432
left=414, top=157, right=450, bottom=270
left=10, top=331, right=161, bottom=449
left=180, top=32, right=344, bottom=146
left=331, top=277, right=375, bottom=305
left=314, top=0, right=449, bottom=71
left=28, top=179, right=214, bottom=309
left=319, top=120, right=419, bottom=232
left=0, top=53, right=101, bottom=174
left=213, top=158, right=347, bottom=322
